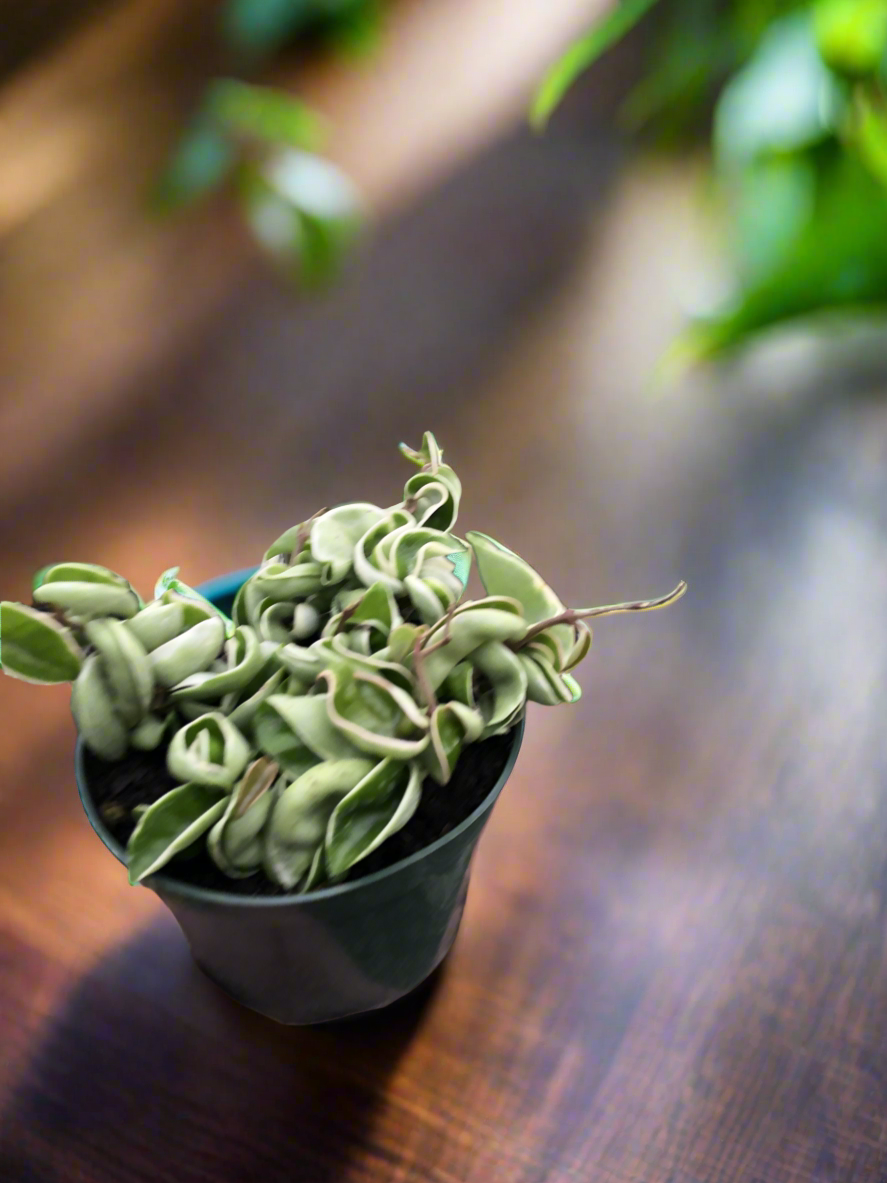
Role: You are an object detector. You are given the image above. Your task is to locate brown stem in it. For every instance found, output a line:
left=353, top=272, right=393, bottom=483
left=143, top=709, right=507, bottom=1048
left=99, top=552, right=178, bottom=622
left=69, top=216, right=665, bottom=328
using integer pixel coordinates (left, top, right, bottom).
left=333, top=594, right=365, bottom=636
left=420, top=599, right=456, bottom=656
left=412, top=634, right=438, bottom=713
left=514, top=581, right=688, bottom=649
left=411, top=602, right=457, bottom=711
left=295, top=506, right=329, bottom=557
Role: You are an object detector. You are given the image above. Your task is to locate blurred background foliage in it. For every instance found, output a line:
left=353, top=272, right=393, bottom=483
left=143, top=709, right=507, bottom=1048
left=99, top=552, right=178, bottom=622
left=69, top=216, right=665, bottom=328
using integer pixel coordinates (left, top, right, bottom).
left=155, top=0, right=381, bottom=287
left=537, top=0, right=887, bottom=368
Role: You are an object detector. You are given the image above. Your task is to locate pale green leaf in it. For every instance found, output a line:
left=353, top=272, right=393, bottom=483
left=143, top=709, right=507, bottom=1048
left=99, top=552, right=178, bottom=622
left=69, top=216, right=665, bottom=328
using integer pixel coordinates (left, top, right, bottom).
left=310, top=504, right=385, bottom=585
left=149, top=616, right=226, bottom=688
left=85, top=619, right=153, bottom=727
left=71, top=654, right=129, bottom=759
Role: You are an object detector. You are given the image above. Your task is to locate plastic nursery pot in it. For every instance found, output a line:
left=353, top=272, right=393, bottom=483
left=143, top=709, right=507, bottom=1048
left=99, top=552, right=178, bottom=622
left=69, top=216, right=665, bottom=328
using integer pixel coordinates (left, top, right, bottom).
left=76, top=568, right=524, bottom=1025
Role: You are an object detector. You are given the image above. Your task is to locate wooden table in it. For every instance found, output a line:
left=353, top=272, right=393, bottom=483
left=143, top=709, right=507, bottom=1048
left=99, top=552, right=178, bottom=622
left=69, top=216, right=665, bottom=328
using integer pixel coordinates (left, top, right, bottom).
left=3, top=8, right=887, bottom=1183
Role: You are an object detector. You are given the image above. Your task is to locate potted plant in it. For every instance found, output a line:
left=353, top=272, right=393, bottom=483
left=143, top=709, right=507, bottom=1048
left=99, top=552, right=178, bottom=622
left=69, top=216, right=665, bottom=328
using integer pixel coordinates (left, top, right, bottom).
left=0, top=433, right=685, bottom=1024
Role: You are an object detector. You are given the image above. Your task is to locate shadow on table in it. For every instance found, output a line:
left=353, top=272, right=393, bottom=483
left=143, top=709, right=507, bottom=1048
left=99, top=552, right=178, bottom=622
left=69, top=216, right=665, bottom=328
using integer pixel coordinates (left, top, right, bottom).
left=0, top=913, right=443, bottom=1183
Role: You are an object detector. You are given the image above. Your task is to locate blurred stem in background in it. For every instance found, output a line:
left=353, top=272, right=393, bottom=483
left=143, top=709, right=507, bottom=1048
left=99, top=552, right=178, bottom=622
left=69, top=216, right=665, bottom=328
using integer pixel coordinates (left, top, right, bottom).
left=535, top=0, right=887, bottom=371
left=153, top=0, right=379, bottom=288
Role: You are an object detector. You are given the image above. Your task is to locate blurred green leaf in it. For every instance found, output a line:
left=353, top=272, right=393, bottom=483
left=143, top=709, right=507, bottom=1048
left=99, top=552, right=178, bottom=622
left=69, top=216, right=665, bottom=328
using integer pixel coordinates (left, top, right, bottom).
left=852, top=85, right=887, bottom=183
left=531, top=0, right=663, bottom=130
left=151, top=116, right=235, bottom=212
left=672, top=153, right=887, bottom=362
left=221, top=0, right=318, bottom=55
left=296, top=210, right=356, bottom=287
left=207, top=80, right=324, bottom=150
left=714, top=12, right=844, bottom=169
left=221, top=0, right=379, bottom=57
left=237, top=151, right=362, bottom=288
left=729, top=155, right=816, bottom=281
left=814, top=0, right=887, bottom=76
left=327, top=0, right=383, bottom=56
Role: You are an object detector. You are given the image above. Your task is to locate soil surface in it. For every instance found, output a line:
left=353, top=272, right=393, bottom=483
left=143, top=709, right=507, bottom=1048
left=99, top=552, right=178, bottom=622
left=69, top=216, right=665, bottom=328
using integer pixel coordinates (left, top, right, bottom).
left=83, top=728, right=517, bottom=896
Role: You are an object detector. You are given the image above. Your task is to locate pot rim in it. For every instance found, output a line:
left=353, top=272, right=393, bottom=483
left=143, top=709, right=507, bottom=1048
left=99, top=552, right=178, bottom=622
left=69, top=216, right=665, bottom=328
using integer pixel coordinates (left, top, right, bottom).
left=75, top=566, right=525, bottom=907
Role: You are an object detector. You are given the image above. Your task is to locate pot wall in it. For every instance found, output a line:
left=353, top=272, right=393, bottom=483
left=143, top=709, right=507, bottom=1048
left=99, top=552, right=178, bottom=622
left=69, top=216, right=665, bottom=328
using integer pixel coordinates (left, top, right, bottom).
left=76, top=569, right=523, bottom=1024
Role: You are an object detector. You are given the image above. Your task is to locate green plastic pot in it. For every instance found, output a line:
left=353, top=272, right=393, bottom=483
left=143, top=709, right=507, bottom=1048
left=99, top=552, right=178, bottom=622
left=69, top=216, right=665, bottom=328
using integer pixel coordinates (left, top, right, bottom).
left=76, top=568, right=524, bottom=1024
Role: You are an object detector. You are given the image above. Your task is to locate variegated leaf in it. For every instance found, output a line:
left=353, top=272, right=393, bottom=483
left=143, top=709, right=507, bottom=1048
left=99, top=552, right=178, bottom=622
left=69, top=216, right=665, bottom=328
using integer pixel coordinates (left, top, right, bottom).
left=264, top=758, right=375, bottom=888
left=422, top=701, right=485, bottom=785
left=71, top=653, right=128, bottom=759
left=469, top=640, right=529, bottom=738
left=169, top=625, right=264, bottom=701
left=208, top=757, right=279, bottom=876
left=325, top=759, right=422, bottom=879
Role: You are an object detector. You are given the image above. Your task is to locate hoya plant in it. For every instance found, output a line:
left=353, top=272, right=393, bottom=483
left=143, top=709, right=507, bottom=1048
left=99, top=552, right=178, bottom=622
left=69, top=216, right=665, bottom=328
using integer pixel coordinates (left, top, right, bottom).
left=0, top=434, right=685, bottom=893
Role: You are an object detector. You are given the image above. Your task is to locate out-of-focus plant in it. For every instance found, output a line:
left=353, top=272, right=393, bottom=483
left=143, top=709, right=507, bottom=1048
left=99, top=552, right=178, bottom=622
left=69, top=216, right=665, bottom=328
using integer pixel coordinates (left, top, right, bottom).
left=221, top=0, right=382, bottom=59
left=535, top=0, right=887, bottom=366
left=154, top=1, right=380, bottom=287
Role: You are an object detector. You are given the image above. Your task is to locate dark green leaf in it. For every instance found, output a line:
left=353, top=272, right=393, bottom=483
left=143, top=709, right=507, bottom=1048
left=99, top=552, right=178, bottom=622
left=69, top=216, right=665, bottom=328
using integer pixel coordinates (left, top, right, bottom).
left=151, top=116, right=235, bottom=213
left=221, top=0, right=317, bottom=55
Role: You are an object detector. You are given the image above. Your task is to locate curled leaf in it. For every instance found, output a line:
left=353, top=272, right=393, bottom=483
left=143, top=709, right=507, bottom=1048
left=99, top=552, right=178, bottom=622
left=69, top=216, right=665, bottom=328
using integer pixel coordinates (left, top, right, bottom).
left=167, top=712, right=250, bottom=789
left=318, top=663, right=429, bottom=760
left=420, top=602, right=527, bottom=691
left=255, top=693, right=363, bottom=772
left=208, top=757, right=279, bottom=877
left=402, top=460, right=462, bottom=531
left=149, top=616, right=226, bottom=688
left=251, top=558, right=325, bottom=601
left=227, top=667, right=286, bottom=735
left=264, top=757, right=374, bottom=889
left=325, top=759, right=422, bottom=879
left=310, top=504, right=385, bottom=585
left=469, top=640, right=529, bottom=738
left=85, top=619, right=153, bottom=728
left=422, top=701, right=485, bottom=785
left=155, top=568, right=235, bottom=637
left=169, top=625, right=264, bottom=701
left=353, top=508, right=415, bottom=591
left=32, top=563, right=141, bottom=621
left=125, top=602, right=186, bottom=651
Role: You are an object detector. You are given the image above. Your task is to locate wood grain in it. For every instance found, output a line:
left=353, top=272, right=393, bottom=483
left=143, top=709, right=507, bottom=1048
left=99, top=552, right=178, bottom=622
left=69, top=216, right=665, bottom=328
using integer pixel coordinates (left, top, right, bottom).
left=3, top=9, right=887, bottom=1183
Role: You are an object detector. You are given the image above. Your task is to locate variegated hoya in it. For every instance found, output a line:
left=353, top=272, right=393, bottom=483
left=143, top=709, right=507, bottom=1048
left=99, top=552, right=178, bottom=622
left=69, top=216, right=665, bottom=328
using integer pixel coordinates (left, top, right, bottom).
left=0, top=434, right=685, bottom=890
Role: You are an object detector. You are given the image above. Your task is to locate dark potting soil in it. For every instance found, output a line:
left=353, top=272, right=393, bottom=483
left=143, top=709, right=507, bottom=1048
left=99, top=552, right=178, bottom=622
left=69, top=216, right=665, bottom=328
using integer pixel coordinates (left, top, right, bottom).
left=83, top=728, right=516, bottom=896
